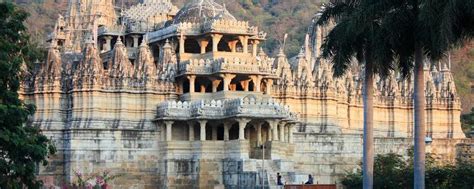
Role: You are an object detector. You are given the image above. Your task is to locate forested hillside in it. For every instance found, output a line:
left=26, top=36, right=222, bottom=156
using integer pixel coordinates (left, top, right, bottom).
left=8, top=0, right=474, bottom=113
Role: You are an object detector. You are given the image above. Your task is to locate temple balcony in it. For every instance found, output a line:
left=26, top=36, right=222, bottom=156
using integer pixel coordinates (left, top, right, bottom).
left=179, top=91, right=266, bottom=101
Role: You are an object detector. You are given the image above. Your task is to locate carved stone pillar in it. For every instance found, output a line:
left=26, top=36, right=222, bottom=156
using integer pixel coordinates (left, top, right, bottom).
left=199, top=120, right=207, bottom=141
left=211, top=34, right=223, bottom=52
left=210, top=77, right=222, bottom=92
left=220, top=74, right=236, bottom=92
left=187, top=75, right=196, bottom=93
left=284, top=125, right=289, bottom=143
left=240, top=80, right=250, bottom=92
left=238, top=36, right=249, bottom=54
left=200, top=84, right=206, bottom=93
left=279, top=122, right=285, bottom=143
left=270, top=121, right=279, bottom=141
left=188, top=122, right=195, bottom=141
left=165, top=121, right=173, bottom=141
left=223, top=121, right=231, bottom=141
left=132, top=35, right=140, bottom=48
left=250, top=75, right=263, bottom=92
left=228, top=40, right=238, bottom=53
left=237, top=119, right=250, bottom=140
left=288, top=124, right=294, bottom=144
left=265, top=79, right=274, bottom=95
left=212, top=125, right=218, bottom=140
left=179, top=35, right=186, bottom=54
left=256, top=122, right=263, bottom=145
left=160, top=123, right=166, bottom=141
left=197, top=39, right=209, bottom=54
left=104, top=36, right=113, bottom=51
left=252, top=40, right=260, bottom=56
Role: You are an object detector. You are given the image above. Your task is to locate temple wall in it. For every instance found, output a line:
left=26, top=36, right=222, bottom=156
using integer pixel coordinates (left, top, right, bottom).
left=292, top=133, right=467, bottom=185
left=277, top=95, right=464, bottom=139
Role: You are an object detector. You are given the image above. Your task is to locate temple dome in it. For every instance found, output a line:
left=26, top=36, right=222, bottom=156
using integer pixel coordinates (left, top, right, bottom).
left=172, top=0, right=236, bottom=24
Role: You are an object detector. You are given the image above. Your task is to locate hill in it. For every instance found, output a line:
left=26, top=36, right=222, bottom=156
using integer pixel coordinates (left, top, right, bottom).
left=9, top=0, right=474, bottom=113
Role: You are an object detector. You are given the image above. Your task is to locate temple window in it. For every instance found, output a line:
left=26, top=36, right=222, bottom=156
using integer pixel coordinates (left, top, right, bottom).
left=182, top=79, right=190, bottom=93
left=218, top=38, right=232, bottom=52
left=184, top=38, right=200, bottom=54
left=195, top=77, right=212, bottom=93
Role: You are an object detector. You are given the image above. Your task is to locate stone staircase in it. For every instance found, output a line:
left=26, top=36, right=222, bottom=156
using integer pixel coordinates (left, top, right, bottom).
left=255, top=160, right=291, bottom=189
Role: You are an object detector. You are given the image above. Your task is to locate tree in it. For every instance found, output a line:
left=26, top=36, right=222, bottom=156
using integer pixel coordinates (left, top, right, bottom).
left=0, top=2, right=55, bottom=189
left=461, top=108, right=474, bottom=137
left=316, top=1, right=396, bottom=188
left=341, top=152, right=474, bottom=189
left=376, top=1, right=474, bottom=188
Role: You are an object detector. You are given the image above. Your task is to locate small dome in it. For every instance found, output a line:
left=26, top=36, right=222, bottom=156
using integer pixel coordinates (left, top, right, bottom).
left=172, top=0, right=236, bottom=24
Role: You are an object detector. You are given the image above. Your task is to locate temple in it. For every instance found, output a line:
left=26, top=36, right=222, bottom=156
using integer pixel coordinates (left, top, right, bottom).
left=20, top=0, right=469, bottom=188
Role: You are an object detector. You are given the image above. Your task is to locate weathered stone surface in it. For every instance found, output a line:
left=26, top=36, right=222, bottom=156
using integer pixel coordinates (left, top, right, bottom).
left=19, top=0, right=470, bottom=188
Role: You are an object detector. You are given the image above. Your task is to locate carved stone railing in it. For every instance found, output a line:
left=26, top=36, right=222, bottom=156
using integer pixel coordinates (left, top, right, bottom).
left=202, top=19, right=256, bottom=35
left=178, top=57, right=275, bottom=76
left=156, top=97, right=298, bottom=121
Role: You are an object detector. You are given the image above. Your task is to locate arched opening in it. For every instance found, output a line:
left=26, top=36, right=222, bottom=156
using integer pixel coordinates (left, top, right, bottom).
left=218, top=38, right=232, bottom=52
left=262, top=122, right=271, bottom=142
left=183, top=79, right=190, bottom=93
left=184, top=38, right=200, bottom=53
left=229, top=123, right=239, bottom=140
left=260, top=80, right=267, bottom=93
left=206, top=125, right=213, bottom=140
left=230, top=77, right=244, bottom=91
left=171, top=122, right=189, bottom=141
left=195, top=77, right=212, bottom=93
left=236, top=41, right=244, bottom=53
left=248, top=80, right=255, bottom=91
left=217, top=124, right=224, bottom=140
left=217, top=80, right=224, bottom=91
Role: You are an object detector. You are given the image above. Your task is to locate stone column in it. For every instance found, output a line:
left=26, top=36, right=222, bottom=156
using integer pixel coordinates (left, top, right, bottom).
left=223, top=122, right=231, bottom=141
left=104, top=36, right=113, bottom=51
left=199, top=120, right=207, bottom=141
left=210, top=77, right=222, bottom=93
left=165, top=121, right=173, bottom=141
left=252, top=40, right=260, bottom=56
left=284, top=125, right=289, bottom=143
left=240, top=80, right=250, bottom=92
left=132, top=35, right=140, bottom=48
left=211, top=34, right=223, bottom=52
left=228, top=40, right=238, bottom=53
left=265, top=79, right=274, bottom=95
left=256, top=123, right=262, bottom=145
left=270, top=121, right=279, bottom=141
left=250, top=75, right=262, bottom=92
left=179, top=35, right=186, bottom=54
left=237, top=119, right=250, bottom=140
left=187, top=75, right=196, bottom=93
left=289, top=124, right=294, bottom=144
left=220, top=74, right=236, bottom=92
left=279, top=122, right=285, bottom=143
left=188, top=122, right=195, bottom=141
left=200, top=84, right=206, bottom=93
left=160, top=123, right=166, bottom=141
left=212, top=126, right=218, bottom=140
left=197, top=38, right=209, bottom=54
left=238, top=36, right=249, bottom=54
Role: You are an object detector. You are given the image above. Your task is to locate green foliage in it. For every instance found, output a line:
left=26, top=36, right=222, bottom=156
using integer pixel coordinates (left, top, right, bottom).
left=461, top=108, right=474, bottom=137
left=341, top=152, right=474, bottom=189
left=0, top=2, right=55, bottom=189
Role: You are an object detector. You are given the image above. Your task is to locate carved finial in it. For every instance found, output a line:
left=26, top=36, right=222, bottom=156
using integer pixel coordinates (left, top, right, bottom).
left=116, top=36, right=123, bottom=45
left=163, top=39, right=172, bottom=49
left=141, top=34, right=149, bottom=47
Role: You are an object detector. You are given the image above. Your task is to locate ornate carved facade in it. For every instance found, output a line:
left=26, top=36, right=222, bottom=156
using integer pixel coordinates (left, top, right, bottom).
left=20, top=0, right=467, bottom=188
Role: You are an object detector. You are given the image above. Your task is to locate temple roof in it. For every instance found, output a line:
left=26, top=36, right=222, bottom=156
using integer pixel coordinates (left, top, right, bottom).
left=172, top=0, right=236, bottom=24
